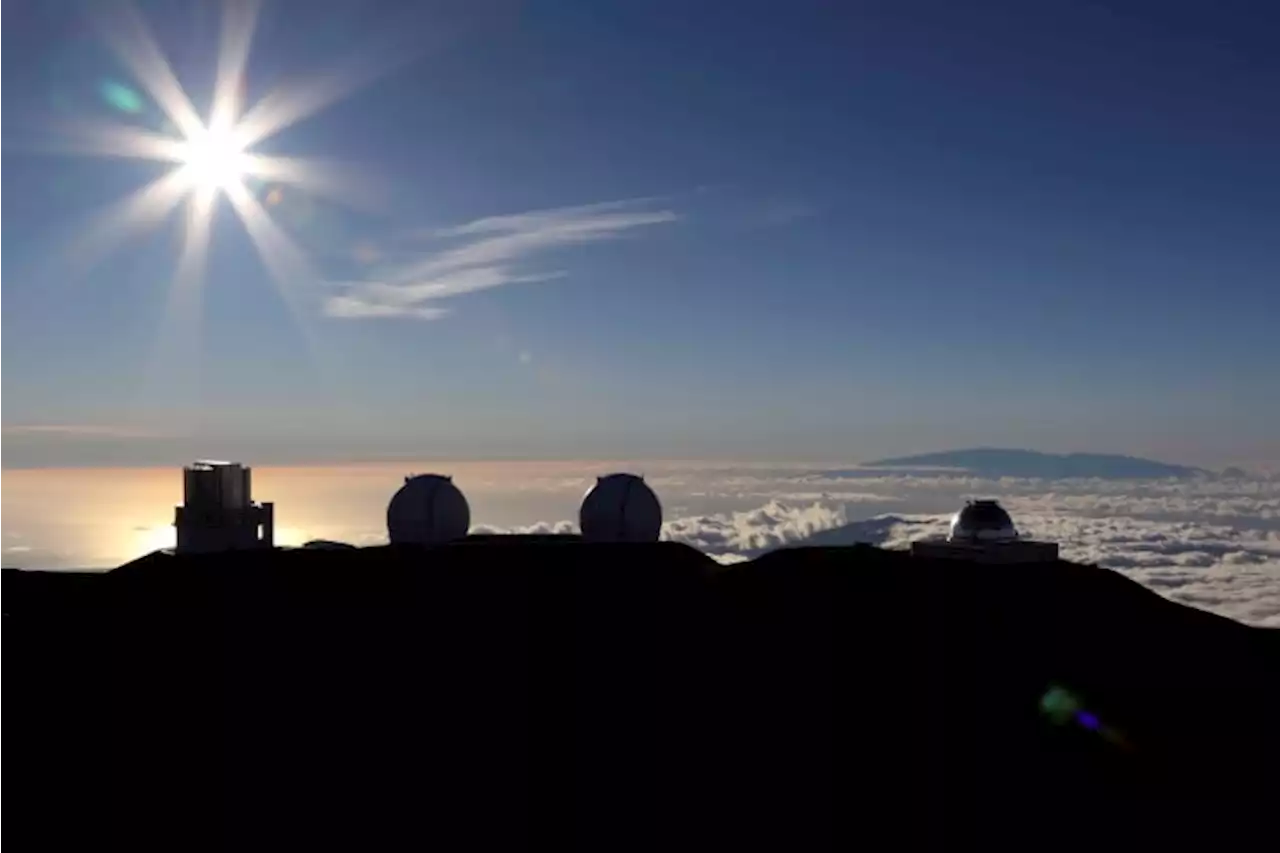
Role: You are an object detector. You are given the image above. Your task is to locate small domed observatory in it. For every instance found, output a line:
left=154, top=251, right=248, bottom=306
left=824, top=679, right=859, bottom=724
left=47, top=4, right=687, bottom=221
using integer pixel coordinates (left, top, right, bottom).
left=911, top=499, right=1058, bottom=564
left=579, top=473, right=663, bottom=543
left=387, top=474, right=471, bottom=546
left=949, top=499, right=1019, bottom=543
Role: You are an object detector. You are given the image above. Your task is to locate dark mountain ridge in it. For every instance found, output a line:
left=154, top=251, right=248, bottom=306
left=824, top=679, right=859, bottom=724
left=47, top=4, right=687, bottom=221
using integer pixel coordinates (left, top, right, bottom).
left=862, top=448, right=1207, bottom=480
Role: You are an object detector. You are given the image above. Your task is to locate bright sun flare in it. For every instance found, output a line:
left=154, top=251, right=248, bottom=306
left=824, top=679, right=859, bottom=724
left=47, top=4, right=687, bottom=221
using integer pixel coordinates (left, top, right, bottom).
left=178, top=124, right=251, bottom=194
left=38, top=0, right=393, bottom=399
left=63, top=0, right=369, bottom=280
left=55, top=0, right=409, bottom=379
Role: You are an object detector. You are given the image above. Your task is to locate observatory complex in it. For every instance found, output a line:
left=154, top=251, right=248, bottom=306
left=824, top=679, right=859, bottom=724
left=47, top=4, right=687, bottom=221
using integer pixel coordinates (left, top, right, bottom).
left=171, top=461, right=1053, bottom=563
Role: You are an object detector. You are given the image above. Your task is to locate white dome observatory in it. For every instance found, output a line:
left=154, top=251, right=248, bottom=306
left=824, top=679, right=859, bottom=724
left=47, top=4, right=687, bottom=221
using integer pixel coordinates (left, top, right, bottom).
left=387, top=474, right=470, bottom=546
left=579, top=473, right=663, bottom=543
left=948, top=499, right=1018, bottom=543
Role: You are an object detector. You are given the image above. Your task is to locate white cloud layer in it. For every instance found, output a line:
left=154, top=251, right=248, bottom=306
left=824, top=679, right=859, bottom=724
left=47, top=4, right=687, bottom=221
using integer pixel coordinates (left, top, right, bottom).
left=462, top=466, right=1280, bottom=628
left=324, top=199, right=677, bottom=319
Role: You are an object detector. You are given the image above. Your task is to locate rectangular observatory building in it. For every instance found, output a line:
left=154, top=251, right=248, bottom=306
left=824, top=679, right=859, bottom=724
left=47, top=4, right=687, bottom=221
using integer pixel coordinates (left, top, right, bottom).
left=174, top=461, right=274, bottom=554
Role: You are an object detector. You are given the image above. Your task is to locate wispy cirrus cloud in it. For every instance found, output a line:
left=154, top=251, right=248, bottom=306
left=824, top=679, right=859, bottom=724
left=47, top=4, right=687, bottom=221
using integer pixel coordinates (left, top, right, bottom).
left=325, top=199, right=678, bottom=320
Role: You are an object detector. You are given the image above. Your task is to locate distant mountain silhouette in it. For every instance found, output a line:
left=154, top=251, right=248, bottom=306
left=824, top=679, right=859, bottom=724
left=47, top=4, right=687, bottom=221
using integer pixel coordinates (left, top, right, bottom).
left=860, top=448, right=1206, bottom=480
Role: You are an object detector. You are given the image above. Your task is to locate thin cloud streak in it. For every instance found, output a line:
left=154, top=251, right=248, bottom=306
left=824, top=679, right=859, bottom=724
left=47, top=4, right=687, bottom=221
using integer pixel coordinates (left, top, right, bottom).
left=3, top=424, right=163, bottom=439
left=324, top=199, right=678, bottom=320
left=324, top=297, right=450, bottom=320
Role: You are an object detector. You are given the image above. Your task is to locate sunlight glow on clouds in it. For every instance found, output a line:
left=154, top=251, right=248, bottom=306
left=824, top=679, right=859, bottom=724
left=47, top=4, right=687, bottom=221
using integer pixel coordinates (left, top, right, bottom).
left=5, top=461, right=1278, bottom=627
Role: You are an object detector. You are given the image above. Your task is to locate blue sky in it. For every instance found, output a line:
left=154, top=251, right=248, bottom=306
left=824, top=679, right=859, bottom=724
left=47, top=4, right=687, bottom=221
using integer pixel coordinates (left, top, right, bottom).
left=3, top=0, right=1278, bottom=468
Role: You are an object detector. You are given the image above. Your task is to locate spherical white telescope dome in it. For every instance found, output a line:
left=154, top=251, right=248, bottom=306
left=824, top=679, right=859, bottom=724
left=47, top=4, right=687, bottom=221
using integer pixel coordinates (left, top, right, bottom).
left=579, top=473, right=663, bottom=543
left=387, top=474, right=470, bottom=545
left=948, top=499, right=1018, bottom=543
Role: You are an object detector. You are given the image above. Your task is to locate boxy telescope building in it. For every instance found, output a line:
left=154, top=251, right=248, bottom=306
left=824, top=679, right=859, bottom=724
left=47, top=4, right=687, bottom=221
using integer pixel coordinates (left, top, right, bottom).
left=174, top=461, right=274, bottom=555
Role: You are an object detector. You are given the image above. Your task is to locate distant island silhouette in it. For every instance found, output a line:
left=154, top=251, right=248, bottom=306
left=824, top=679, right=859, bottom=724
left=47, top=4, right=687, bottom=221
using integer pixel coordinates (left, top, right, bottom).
left=858, top=448, right=1207, bottom=480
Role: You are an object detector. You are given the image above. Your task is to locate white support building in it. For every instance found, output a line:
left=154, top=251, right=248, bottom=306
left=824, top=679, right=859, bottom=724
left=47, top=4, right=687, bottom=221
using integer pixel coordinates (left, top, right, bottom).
left=174, top=461, right=274, bottom=555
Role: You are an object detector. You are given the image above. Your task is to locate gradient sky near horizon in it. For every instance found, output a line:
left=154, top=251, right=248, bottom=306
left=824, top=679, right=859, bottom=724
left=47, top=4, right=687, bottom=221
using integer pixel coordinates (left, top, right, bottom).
left=3, top=0, right=1279, bottom=469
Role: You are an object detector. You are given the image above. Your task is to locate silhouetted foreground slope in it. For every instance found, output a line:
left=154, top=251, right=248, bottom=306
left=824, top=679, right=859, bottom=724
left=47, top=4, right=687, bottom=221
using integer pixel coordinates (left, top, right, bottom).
left=6, top=540, right=1277, bottom=851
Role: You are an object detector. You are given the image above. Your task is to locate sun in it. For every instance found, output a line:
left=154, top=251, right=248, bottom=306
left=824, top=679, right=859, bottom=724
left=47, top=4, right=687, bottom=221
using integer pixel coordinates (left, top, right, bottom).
left=177, top=123, right=251, bottom=195
left=59, top=0, right=380, bottom=258
left=49, top=0, right=415, bottom=373
left=51, top=0, right=380, bottom=353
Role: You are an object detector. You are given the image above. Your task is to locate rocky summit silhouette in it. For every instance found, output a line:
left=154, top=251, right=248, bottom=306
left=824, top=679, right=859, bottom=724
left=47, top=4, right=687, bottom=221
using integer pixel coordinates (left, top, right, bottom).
left=7, top=540, right=1277, bottom=851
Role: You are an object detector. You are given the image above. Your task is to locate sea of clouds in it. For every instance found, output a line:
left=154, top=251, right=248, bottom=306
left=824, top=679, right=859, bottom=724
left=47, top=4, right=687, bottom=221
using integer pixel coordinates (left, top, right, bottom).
left=466, top=464, right=1280, bottom=628
left=8, top=461, right=1278, bottom=628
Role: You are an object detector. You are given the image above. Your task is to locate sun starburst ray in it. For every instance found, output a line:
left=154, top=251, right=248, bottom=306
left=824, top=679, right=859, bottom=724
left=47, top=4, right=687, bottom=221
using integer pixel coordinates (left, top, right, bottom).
left=225, top=179, right=315, bottom=296
left=223, top=179, right=327, bottom=365
left=233, top=66, right=371, bottom=151
left=140, top=189, right=218, bottom=408
left=210, top=0, right=261, bottom=133
left=27, top=119, right=188, bottom=163
left=231, top=21, right=425, bottom=151
left=65, top=168, right=193, bottom=276
left=91, top=1, right=204, bottom=139
left=240, top=153, right=386, bottom=210
left=173, top=190, right=218, bottom=304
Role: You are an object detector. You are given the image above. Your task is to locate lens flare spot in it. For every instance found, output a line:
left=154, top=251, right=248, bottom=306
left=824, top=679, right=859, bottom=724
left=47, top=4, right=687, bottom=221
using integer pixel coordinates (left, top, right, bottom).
left=265, top=186, right=284, bottom=206
left=100, top=79, right=145, bottom=114
left=1039, top=685, right=1079, bottom=724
